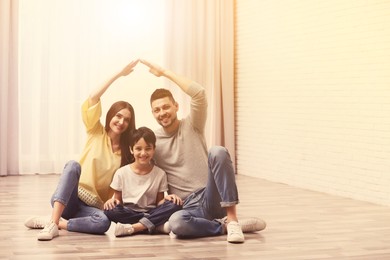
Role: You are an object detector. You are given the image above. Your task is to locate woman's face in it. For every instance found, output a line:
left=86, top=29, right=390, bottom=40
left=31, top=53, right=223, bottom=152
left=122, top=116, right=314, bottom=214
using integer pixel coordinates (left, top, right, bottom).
left=109, top=108, right=132, bottom=136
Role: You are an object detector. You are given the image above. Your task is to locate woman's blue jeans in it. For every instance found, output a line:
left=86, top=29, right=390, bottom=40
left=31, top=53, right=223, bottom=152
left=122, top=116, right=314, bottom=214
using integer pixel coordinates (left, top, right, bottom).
left=168, top=146, right=239, bottom=238
left=50, top=160, right=111, bottom=234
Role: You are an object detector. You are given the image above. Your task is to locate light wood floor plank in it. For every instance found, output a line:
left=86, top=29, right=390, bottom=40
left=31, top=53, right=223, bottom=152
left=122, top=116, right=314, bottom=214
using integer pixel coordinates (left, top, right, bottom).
left=1, top=174, right=390, bottom=259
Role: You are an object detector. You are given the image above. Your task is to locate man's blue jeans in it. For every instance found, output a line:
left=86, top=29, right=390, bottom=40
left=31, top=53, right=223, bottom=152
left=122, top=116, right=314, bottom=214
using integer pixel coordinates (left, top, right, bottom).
left=168, top=146, right=239, bottom=238
left=50, top=160, right=111, bottom=234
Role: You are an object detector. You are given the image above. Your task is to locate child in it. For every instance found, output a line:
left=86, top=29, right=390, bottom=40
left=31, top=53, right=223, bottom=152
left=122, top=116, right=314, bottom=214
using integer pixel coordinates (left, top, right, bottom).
left=104, top=126, right=182, bottom=237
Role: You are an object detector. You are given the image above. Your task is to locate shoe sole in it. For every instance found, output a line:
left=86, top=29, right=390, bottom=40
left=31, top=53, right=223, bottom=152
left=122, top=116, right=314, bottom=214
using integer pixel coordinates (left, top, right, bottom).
left=37, top=233, right=59, bottom=241
left=227, top=237, right=245, bottom=243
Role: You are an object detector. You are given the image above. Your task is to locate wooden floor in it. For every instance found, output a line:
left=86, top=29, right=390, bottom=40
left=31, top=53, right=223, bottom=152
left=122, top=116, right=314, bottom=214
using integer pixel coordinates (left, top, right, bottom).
left=1, top=174, right=390, bottom=260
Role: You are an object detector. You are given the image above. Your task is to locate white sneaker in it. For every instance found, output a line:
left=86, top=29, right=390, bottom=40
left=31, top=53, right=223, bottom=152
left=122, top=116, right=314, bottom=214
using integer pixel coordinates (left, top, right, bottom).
left=217, top=217, right=267, bottom=233
left=24, top=216, right=49, bottom=229
left=169, top=231, right=178, bottom=239
left=226, top=221, right=244, bottom=243
left=155, top=221, right=171, bottom=234
left=37, top=221, right=59, bottom=241
left=239, top=217, right=267, bottom=233
left=115, top=223, right=134, bottom=237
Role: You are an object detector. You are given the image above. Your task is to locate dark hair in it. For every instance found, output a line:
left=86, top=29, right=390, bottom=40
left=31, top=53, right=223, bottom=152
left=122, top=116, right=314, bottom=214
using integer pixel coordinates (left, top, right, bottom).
left=130, top=127, right=156, bottom=148
left=104, top=101, right=136, bottom=166
left=150, top=88, right=176, bottom=105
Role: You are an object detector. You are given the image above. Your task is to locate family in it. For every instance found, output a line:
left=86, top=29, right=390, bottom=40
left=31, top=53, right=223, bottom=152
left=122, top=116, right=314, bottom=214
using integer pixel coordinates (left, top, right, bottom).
left=24, top=59, right=266, bottom=243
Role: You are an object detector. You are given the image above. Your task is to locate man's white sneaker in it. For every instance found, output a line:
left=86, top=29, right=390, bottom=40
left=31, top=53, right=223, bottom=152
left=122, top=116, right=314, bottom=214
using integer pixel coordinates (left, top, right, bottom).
left=226, top=221, right=244, bottom=243
left=37, top=221, right=59, bottom=241
left=24, top=216, right=49, bottom=229
left=156, top=221, right=171, bottom=234
left=115, top=223, right=134, bottom=237
left=239, top=217, right=267, bottom=233
left=217, top=217, right=267, bottom=233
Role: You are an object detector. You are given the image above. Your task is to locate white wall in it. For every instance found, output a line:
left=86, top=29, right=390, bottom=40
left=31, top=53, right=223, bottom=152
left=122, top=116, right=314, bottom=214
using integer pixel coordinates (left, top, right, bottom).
left=235, top=0, right=390, bottom=206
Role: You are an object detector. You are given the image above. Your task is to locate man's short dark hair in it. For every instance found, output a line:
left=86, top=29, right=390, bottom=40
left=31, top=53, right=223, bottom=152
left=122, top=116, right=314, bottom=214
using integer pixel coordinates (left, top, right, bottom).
left=150, top=88, right=176, bottom=105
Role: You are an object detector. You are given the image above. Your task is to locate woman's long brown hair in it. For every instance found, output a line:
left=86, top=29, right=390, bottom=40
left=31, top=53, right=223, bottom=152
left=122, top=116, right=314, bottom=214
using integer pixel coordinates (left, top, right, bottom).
left=104, top=101, right=136, bottom=166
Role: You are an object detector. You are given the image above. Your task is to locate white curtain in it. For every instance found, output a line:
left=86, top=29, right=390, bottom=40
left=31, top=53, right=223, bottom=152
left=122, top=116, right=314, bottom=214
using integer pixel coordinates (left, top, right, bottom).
left=0, top=0, right=19, bottom=176
left=164, top=0, right=236, bottom=166
left=1, top=0, right=235, bottom=175
left=18, top=0, right=167, bottom=174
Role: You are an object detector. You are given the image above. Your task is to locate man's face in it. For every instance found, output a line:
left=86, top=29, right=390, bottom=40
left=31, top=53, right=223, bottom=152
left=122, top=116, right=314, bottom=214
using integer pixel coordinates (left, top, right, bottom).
left=151, top=97, right=178, bottom=129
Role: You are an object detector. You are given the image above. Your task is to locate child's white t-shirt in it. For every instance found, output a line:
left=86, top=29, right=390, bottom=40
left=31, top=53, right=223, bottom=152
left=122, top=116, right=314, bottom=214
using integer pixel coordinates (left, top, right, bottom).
left=110, top=164, right=168, bottom=212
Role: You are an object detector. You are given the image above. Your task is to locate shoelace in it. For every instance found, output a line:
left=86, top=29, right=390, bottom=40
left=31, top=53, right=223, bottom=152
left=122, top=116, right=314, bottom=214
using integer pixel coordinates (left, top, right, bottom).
left=33, top=219, right=48, bottom=228
left=40, top=222, right=56, bottom=233
left=227, top=223, right=242, bottom=235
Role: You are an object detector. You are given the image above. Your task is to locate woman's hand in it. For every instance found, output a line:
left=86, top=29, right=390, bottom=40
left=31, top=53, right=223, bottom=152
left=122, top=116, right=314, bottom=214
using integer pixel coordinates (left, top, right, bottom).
left=88, top=59, right=139, bottom=106
left=103, top=198, right=120, bottom=210
left=165, top=194, right=183, bottom=206
left=118, top=59, right=139, bottom=77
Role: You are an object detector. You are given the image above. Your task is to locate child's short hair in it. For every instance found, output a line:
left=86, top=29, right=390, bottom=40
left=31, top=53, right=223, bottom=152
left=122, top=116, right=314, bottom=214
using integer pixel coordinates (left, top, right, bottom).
left=130, top=127, right=156, bottom=148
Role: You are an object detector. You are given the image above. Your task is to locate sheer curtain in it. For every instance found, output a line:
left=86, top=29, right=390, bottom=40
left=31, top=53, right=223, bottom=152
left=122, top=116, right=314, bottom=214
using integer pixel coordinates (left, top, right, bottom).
left=0, top=0, right=19, bottom=176
left=1, top=0, right=235, bottom=175
left=18, top=0, right=166, bottom=174
left=164, top=0, right=236, bottom=166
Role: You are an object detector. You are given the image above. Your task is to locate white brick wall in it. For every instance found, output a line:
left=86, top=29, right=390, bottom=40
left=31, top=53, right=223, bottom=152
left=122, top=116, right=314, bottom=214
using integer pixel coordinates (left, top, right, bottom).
left=235, top=0, right=390, bottom=206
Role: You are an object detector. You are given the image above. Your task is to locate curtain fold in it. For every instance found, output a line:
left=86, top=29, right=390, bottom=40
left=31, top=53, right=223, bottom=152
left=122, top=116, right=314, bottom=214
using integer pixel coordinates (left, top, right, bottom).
left=164, top=0, right=236, bottom=168
left=1, top=0, right=235, bottom=175
left=17, top=0, right=167, bottom=174
left=0, top=0, right=19, bottom=176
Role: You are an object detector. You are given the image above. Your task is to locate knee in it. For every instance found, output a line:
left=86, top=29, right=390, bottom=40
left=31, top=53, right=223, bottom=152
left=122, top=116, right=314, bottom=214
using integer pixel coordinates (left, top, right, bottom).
left=169, top=211, right=189, bottom=236
left=208, top=146, right=229, bottom=162
left=91, top=213, right=111, bottom=234
left=64, top=160, right=81, bottom=177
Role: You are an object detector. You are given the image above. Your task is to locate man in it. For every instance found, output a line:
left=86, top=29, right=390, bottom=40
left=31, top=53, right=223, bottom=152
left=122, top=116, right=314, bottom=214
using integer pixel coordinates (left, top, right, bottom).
left=140, top=60, right=266, bottom=243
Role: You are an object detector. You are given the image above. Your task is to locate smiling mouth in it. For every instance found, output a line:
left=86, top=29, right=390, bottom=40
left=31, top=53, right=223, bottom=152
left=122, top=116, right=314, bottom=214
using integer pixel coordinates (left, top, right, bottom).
left=160, top=117, right=170, bottom=123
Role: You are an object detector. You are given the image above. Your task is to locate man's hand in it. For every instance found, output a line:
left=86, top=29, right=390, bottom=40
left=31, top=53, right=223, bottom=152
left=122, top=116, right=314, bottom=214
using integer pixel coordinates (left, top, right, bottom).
left=140, top=59, right=165, bottom=77
left=165, top=194, right=183, bottom=206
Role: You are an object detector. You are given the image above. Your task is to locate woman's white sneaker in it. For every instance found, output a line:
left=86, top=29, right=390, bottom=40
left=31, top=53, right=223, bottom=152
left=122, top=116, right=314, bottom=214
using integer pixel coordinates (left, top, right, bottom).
left=37, top=221, right=59, bottom=241
left=24, top=216, right=49, bottom=229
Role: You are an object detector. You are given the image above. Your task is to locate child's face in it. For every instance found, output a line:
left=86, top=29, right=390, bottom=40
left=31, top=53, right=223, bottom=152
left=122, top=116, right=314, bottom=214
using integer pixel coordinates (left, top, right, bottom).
left=131, top=137, right=155, bottom=165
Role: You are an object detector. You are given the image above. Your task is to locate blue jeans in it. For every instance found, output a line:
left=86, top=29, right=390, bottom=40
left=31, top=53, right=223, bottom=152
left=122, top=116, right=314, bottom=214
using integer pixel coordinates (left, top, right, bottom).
left=104, top=200, right=182, bottom=233
left=50, top=160, right=111, bottom=234
left=168, top=146, right=239, bottom=238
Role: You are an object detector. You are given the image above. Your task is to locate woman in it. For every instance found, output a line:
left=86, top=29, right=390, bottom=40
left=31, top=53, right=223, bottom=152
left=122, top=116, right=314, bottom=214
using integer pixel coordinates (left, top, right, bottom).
left=24, top=60, right=139, bottom=241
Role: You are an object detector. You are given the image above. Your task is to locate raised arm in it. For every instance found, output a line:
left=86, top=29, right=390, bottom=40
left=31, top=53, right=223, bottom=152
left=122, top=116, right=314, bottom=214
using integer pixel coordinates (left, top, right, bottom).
left=140, top=59, right=193, bottom=94
left=140, top=59, right=207, bottom=132
left=88, top=59, right=139, bottom=106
